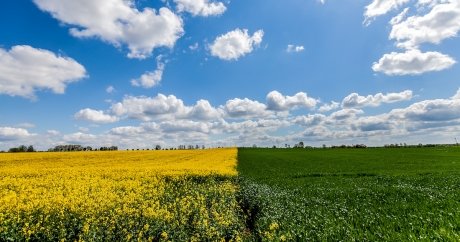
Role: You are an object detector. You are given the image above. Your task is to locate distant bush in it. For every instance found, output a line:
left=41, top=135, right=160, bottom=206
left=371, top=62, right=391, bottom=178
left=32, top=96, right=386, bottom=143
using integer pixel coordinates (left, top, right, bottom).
left=48, top=145, right=117, bottom=152
left=8, top=145, right=35, bottom=153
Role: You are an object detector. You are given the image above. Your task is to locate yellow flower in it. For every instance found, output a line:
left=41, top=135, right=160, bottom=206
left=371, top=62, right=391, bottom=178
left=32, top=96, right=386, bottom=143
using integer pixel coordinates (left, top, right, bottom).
left=0, top=148, right=241, bottom=241
left=269, top=222, right=279, bottom=231
left=161, top=231, right=168, bottom=239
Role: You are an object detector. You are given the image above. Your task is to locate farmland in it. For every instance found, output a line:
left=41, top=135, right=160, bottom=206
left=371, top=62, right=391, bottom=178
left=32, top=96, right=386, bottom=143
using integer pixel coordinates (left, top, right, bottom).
left=237, top=147, right=460, bottom=241
left=0, top=149, right=245, bottom=241
left=1, top=147, right=460, bottom=241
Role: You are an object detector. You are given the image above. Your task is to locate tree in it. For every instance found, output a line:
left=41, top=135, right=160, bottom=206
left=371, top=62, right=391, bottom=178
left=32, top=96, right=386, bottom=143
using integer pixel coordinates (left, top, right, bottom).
left=155, top=145, right=161, bottom=150
left=27, top=145, right=35, bottom=152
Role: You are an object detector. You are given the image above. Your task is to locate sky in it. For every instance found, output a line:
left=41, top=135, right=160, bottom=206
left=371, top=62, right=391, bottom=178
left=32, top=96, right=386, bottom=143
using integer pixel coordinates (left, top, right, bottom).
left=1, top=0, right=460, bottom=150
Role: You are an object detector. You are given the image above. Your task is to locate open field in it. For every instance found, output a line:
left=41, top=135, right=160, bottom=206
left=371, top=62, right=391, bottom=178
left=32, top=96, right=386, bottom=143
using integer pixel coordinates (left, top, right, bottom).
left=1, top=147, right=459, bottom=241
left=237, top=147, right=460, bottom=241
left=0, top=149, right=245, bottom=241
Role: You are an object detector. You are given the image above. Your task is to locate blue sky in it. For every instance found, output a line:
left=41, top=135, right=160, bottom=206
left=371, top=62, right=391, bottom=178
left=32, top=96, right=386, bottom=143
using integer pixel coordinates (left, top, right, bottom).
left=1, top=0, right=460, bottom=150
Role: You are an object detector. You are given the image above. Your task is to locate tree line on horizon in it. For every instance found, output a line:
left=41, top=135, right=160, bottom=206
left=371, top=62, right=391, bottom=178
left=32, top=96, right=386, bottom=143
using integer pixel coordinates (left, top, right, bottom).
left=2, top=142, right=458, bottom=153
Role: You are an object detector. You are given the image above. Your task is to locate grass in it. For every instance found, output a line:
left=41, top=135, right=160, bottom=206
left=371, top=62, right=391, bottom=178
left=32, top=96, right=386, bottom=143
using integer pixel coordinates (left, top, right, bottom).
left=237, top=147, right=460, bottom=241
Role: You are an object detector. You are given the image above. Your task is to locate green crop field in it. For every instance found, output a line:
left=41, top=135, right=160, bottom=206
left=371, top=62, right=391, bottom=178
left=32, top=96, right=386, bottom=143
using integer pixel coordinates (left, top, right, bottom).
left=237, top=147, right=460, bottom=241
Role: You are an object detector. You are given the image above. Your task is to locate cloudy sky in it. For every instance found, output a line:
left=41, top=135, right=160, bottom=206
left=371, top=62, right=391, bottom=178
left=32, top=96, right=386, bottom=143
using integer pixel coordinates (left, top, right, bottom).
left=1, top=0, right=460, bottom=150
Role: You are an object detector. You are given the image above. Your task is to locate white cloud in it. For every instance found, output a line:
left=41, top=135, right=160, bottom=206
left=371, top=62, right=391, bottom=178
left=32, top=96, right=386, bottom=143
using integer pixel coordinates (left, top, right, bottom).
left=111, top=94, right=187, bottom=121
left=33, top=0, right=184, bottom=59
left=189, top=42, right=199, bottom=50
left=329, top=109, right=364, bottom=120
left=188, top=100, right=222, bottom=120
left=352, top=116, right=392, bottom=131
left=342, top=90, right=413, bottom=108
left=62, top=132, right=97, bottom=144
left=318, top=101, right=340, bottom=112
left=286, top=45, right=305, bottom=53
left=16, top=123, right=36, bottom=129
left=0, top=127, right=34, bottom=141
left=105, top=94, right=224, bottom=122
left=74, top=108, right=119, bottom=123
left=106, top=90, right=318, bottom=123
left=417, top=0, right=450, bottom=7
left=222, top=98, right=268, bottom=118
left=390, top=7, right=409, bottom=25
left=106, top=85, right=115, bottom=94
left=266, top=91, right=317, bottom=111
left=372, top=49, right=455, bottom=75
left=0, top=45, right=86, bottom=99
left=174, top=0, right=226, bottom=16
left=110, top=126, right=145, bottom=136
left=368, top=1, right=460, bottom=75
left=47, top=130, right=60, bottom=136
left=390, top=1, right=460, bottom=49
left=161, top=120, right=210, bottom=133
left=390, top=97, right=460, bottom=122
left=209, top=28, right=264, bottom=60
left=293, top=114, right=326, bottom=126
left=364, top=0, right=410, bottom=24
left=216, top=119, right=286, bottom=134
left=131, top=61, right=165, bottom=88
left=452, top=88, right=460, bottom=100
left=5, top=89, right=460, bottom=150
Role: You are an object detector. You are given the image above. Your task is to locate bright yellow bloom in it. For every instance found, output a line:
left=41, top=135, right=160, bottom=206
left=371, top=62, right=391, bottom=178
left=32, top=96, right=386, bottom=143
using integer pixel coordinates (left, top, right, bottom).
left=0, top=148, right=244, bottom=241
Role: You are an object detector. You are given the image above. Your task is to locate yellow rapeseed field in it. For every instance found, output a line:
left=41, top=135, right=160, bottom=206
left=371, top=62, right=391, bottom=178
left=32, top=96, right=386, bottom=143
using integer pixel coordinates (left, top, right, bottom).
left=0, top=148, right=245, bottom=241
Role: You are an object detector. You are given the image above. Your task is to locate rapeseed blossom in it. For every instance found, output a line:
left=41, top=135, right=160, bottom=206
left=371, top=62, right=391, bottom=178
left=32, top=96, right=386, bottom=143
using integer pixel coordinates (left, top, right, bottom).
left=0, top=148, right=244, bottom=241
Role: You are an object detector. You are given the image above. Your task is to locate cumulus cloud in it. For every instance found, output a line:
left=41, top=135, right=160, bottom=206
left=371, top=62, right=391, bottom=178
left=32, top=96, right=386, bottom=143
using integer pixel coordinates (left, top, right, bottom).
left=74, top=108, right=119, bottom=123
left=111, top=94, right=187, bottom=121
left=352, top=116, right=392, bottom=131
left=452, top=88, right=460, bottom=100
left=390, top=97, right=460, bottom=122
left=286, top=45, right=305, bottom=53
left=293, top=114, right=326, bottom=126
left=372, top=49, right=455, bottom=75
left=131, top=60, right=165, bottom=88
left=188, top=100, right=222, bottom=120
left=84, top=90, right=322, bottom=125
left=62, top=132, right=97, bottom=144
left=209, top=28, right=264, bottom=60
left=389, top=7, right=409, bottom=25
left=390, top=1, right=460, bottom=49
left=215, top=119, right=287, bottom=134
left=161, top=120, right=210, bottom=133
left=364, top=0, right=410, bottom=24
left=109, top=126, right=145, bottom=136
left=110, top=94, right=222, bottom=121
left=33, top=0, right=184, bottom=59
left=0, top=127, right=34, bottom=141
left=0, top=45, right=86, bottom=99
left=174, top=0, right=226, bottom=16
left=266, top=91, right=317, bottom=111
left=6, top=88, right=460, bottom=149
left=329, top=109, right=364, bottom=121
left=222, top=98, right=268, bottom=118
left=342, top=90, right=413, bottom=108
left=318, top=101, right=340, bottom=112
left=367, top=1, right=459, bottom=75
